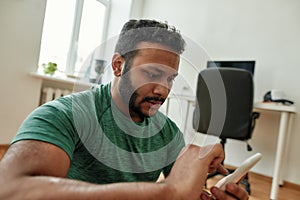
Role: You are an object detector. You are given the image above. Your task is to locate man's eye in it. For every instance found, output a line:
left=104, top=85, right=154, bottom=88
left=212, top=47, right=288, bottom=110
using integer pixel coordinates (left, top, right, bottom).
left=146, top=72, right=160, bottom=79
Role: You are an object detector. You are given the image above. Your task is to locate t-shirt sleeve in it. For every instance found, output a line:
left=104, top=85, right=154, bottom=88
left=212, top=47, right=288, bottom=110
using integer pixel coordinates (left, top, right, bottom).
left=11, top=99, right=78, bottom=159
left=163, top=128, right=185, bottom=177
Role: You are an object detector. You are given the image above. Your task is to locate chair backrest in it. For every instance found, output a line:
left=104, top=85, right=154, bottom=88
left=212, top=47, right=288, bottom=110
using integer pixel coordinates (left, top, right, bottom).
left=193, top=68, right=254, bottom=140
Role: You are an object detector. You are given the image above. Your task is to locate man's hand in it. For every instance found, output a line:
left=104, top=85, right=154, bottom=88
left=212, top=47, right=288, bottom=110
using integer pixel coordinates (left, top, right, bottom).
left=200, top=183, right=249, bottom=200
left=164, top=144, right=225, bottom=200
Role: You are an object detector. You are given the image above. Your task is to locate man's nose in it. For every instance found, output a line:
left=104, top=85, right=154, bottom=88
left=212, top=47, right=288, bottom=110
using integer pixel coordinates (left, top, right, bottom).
left=152, top=80, right=171, bottom=96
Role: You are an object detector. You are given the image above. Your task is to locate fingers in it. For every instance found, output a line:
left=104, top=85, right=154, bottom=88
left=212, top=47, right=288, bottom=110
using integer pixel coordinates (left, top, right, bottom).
left=208, top=163, right=229, bottom=174
left=208, top=184, right=249, bottom=200
left=217, top=164, right=229, bottom=175
left=225, top=183, right=249, bottom=200
left=167, top=144, right=225, bottom=200
left=237, top=175, right=247, bottom=184
left=178, top=143, right=224, bottom=165
left=210, top=187, right=235, bottom=200
left=166, top=143, right=249, bottom=200
left=200, top=190, right=216, bottom=200
left=198, top=144, right=224, bottom=173
left=198, top=144, right=224, bottom=160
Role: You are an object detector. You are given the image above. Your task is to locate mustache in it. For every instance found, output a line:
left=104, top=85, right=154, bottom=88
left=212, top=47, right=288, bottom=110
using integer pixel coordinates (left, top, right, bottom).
left=142, top=96, right=166, bottom=104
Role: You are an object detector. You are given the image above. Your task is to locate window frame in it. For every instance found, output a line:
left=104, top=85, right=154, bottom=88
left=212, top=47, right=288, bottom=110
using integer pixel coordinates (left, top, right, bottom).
left=41, top=0, right=111, bottom=75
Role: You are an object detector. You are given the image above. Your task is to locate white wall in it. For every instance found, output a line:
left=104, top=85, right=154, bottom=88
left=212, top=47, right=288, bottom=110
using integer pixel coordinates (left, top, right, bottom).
left=106, top=0, right=133, bottom=38
left=139, top=0, right=300, bottom=185
left=0, top=0, right=134, bottom=143
left=0, top=0, right=45, bottom=143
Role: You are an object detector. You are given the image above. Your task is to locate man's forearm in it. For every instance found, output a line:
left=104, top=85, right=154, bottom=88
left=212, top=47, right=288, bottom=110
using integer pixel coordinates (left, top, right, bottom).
left=1, top=176, right=176, bottom=200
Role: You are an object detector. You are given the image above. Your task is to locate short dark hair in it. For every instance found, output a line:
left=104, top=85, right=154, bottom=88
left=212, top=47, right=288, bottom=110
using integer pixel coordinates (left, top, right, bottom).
left=114, top=19, right=186, bottom=72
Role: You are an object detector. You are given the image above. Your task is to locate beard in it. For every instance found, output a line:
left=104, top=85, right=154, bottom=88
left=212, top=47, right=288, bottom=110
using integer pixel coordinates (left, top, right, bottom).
left=118, top=69, right=146, bottom=120
left=118, top=69, right=166, bottom=120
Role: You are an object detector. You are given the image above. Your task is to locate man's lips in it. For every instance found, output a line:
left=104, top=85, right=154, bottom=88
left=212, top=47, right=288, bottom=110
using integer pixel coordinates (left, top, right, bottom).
left=146, top=100, right=163, bottom=110
left=143, top=97, right=166, bottom=104
left=142, top=97, right=165, bottom=110
left=148, top=100, right=163, bottom=105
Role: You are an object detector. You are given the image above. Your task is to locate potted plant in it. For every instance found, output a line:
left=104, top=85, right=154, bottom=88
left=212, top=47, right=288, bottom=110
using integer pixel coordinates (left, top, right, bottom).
left=42, top=62, right=57, bottom=76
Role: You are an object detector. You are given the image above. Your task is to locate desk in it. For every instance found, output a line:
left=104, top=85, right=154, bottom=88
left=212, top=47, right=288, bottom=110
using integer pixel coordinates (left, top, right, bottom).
left=254, top=102, right=296, bottom=200
left=165, top=97, right=296, bottom=199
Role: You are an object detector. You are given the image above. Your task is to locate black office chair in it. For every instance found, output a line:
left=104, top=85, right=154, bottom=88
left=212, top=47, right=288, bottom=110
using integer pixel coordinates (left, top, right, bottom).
left=192, top=68, right=260, bottom=194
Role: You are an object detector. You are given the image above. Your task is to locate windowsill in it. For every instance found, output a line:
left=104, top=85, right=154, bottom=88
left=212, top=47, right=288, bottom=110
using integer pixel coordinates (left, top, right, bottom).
left=30, top=71, right=96, bottom=87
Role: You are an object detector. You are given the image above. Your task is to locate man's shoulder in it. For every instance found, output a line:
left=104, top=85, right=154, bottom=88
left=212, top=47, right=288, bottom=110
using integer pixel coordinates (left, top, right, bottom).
left=59, top=83, right=111, bottom=106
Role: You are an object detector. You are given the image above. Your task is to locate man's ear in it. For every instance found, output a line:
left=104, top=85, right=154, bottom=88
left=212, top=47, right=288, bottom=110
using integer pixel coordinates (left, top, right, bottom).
left=112, top=53, right=124, bottom=77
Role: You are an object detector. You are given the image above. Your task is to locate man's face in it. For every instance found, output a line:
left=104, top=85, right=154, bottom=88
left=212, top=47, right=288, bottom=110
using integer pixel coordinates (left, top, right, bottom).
left=119, top=42, right=180, bottom=120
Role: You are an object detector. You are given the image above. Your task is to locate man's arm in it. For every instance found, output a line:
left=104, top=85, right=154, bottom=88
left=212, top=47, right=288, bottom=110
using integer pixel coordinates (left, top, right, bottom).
left=0, top=140, right=224, bottom=200
left=0, top=140, right=175, bottom=199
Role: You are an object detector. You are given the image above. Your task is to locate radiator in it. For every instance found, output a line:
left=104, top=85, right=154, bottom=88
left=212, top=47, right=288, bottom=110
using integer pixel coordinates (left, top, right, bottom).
left=40, top=87, right=72, bottom=105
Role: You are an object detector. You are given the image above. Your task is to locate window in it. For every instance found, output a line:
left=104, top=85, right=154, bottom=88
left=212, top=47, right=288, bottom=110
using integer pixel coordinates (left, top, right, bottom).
left=38, top=0, right=110, bottom=76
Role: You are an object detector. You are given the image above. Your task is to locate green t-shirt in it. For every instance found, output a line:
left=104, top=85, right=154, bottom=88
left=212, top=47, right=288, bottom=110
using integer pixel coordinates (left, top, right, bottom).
left=12, top=83, right=185, bottom=184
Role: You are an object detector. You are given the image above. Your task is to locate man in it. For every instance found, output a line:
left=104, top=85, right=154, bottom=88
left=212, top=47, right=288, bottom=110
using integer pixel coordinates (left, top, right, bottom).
left=0, top=19, right=248, bottom=199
